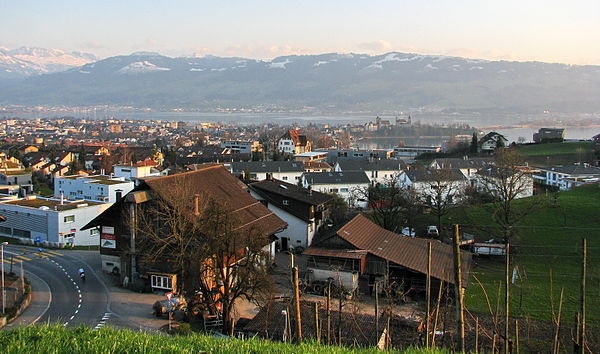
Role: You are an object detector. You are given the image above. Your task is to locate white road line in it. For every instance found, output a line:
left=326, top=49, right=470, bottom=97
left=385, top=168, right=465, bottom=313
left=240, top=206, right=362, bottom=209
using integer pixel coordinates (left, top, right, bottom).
left=77, top=304, right=81, bottom=309
left=70, top=315, right=75, bottom=320
left=75, top=309, right=79, bottom=314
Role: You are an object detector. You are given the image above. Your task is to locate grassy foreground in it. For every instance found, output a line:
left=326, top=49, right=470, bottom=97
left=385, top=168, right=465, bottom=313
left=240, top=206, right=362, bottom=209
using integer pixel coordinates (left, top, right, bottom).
left=0, top=325, right=444, bottom=354
left=455, top=184, right=600, bottom=326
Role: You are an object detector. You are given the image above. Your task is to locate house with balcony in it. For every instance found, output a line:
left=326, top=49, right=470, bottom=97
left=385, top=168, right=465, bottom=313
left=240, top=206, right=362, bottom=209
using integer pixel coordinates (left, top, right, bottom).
left=534, top=164, right=600, bottom=190
left=302, top=171, right=370, bottom=207
left=54, top=175, right=135, bottom=203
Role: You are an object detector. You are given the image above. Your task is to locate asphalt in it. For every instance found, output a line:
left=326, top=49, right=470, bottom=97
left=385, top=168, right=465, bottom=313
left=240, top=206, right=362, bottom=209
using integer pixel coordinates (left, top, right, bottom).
left=2, top=245, right=109, bottom=329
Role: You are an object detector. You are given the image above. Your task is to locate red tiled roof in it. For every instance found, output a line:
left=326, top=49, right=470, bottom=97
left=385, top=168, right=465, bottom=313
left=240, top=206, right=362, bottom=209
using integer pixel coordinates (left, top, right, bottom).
left=336, top=214, right=471, bottom=285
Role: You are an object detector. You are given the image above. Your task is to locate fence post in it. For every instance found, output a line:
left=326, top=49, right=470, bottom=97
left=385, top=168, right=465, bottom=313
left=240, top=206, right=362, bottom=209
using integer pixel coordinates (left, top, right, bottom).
left=577, top=238, right=587, bottom=354
left=505, top=243, right=510, bottom=354
left=425, top=241, right=432, bottom=348
left=452, top=224, right=465, bottom=352
left=292, top=266, right=302, bottom=343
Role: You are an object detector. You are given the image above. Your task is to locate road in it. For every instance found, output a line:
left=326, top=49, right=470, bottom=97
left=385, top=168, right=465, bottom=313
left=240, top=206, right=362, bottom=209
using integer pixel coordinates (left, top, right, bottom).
left=2, top=244, right=110, bottom=329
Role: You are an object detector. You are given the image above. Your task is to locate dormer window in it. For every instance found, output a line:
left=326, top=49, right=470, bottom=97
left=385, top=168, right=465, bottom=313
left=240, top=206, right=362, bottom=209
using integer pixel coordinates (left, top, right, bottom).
left=283, top=200, right=290, bottom=206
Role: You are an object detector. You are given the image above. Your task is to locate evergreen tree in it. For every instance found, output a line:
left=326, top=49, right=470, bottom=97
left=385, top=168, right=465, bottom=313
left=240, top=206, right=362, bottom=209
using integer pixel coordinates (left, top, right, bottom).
left=470, top=133, right=478, bottom=154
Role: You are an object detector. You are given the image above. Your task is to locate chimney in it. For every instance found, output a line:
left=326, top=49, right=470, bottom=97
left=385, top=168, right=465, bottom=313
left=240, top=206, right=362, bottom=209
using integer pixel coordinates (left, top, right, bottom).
left=308, top=186, right=312, bottom=196
left=193, top=194, right=200, bottom=216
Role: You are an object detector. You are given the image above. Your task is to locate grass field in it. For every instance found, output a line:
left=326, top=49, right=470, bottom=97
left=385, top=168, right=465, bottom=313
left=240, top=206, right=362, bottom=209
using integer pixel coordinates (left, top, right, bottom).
left=450, top=184, right=600, bottom=327
left=0, top=325, right=445, bottom=354
left=516, top=141, right=594, bottom=157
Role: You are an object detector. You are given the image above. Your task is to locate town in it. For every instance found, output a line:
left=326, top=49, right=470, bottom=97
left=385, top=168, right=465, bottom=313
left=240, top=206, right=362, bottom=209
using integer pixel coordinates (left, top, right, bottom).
left=0, top=113, right=598, bottom=352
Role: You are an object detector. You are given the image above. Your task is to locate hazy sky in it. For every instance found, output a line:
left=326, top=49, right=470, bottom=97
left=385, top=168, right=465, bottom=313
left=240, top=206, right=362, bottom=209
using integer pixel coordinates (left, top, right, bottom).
left=2, top=0, right=599, bottom=64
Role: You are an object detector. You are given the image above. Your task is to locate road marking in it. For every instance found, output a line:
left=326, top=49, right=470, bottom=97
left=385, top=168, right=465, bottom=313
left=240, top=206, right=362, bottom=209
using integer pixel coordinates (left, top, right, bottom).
left=77, top=304, right=81, bottom=309
left=93, top=313, right=111, bottom=331
left=14, top=255, right=30, bottom=261
left=1, top=259, right=13, bottom=264
left=75, top=309, right=79, bottom=314
left=70, top=315, right=75, bottom=320
left=44, top=250, right=63, bottom=256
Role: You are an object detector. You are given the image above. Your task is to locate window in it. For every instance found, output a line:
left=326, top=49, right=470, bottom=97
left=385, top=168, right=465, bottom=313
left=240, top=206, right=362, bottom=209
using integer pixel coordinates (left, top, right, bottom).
left=12, top=229, right=31, bottom=238
left=340, top=188, right=349, bottom=193
left=283, top=200, right=290, bottom=205
left=151, top=275, right=173, bottom=290
left=0, top=226, right=11, bottom=235
left=282, top=176, right=288, bottom=180
left=64, top=233, right=75, bottom=239
left=330, top=188, right=339, bottom=193
left=64, top=215, right=75, bottom=223
left=90, top=229, right=100, bottom=237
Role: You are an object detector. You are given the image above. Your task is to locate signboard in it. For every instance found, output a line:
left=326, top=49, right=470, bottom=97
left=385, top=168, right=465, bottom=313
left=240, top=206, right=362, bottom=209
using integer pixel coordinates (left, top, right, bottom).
left=35, top=236, right=41, bottom=244
left=102, top=226, right=115, bottom=234
left=100, top=233, right=116, bottom=249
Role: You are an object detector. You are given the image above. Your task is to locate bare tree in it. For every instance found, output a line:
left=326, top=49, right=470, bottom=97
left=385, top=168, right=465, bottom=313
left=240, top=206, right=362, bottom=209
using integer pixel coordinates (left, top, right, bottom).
left=420, top=169, right=466, bottom=235
left=475, top=149, right=541, bottom=243
left=132, top=183, right=272, bottom=334
left=353, top=176, right=422, bottom=233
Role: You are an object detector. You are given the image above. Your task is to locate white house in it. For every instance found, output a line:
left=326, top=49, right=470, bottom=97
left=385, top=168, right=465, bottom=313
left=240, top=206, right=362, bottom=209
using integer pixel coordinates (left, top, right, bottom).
left=302, top=171, right=370, bottom=207
left=473, top=167, right=534, bottom=199
left=429, top=157, right=494, bottom=180
left=333, top=159, right=407, bottom=185
left=534, top=164, right=600, bottom=191
left=277, top=130, right=311, bottom=154
left=54, top=175, right=135, bottom=203
left=249, top=179, right=332, bottom=252
left=478, top=132, right=508, bottom=153
left=398, top=168, right=468, bottom=204
left=113, top=160, right=161, bottom=183
left=228, top=161, right=305, bottom=183
left=0, top=195, right=111, bottom=246
left=394, top=146, right=441, bottom=159
left=220, top=140, right=262, bottom=155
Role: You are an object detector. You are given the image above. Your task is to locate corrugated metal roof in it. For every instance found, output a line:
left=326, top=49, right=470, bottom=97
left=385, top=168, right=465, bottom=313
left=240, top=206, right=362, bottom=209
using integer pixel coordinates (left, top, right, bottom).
left=336, top=214, right=471, bottom=286
left=303, top=247, right=368, bottom=260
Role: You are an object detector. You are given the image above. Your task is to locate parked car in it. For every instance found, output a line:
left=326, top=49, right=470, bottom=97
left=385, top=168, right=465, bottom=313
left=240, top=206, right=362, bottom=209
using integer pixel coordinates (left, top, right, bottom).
left=401, top=227, right=416, bottom=237
left=427, top=225, right=439, bottom=237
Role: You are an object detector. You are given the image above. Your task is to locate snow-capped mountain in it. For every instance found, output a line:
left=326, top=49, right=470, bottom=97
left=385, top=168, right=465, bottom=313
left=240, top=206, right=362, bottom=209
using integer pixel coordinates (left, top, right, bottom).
left=0, top=46, right=96, bottom=79
left=1, top=51, right=600, bottom=113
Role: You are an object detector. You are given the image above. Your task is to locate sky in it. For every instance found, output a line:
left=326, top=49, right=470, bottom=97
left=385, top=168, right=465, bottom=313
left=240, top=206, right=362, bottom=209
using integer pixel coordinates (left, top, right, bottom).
left=1, top=0, right=600, bottom=65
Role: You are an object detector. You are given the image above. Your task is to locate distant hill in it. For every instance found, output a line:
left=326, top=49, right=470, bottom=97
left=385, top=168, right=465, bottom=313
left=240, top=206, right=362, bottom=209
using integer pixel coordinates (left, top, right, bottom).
left=1, top=51, right=600, bottom=113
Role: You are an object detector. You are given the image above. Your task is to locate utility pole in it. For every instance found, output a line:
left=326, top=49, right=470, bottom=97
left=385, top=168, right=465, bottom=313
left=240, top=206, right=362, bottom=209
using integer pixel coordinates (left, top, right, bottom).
left=425, top=241, right=432, bottom=348
left=375, top=281, right=379, bottom=336
left=292, top=266, right=302, bottom=343
left=326, top=282, right=331, bottom=345
left=452, top=224, right=465, bottom=352
left=0, top=241, right=6, bottom=314
left=577, top=238, right=587, bottom=354
left=314, top=302, right=320, bottom=343
left=505, top=243, right=510, bottom=354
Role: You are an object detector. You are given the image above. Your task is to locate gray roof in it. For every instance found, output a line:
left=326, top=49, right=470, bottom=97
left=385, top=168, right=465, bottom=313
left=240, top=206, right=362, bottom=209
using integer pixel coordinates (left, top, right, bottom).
left=249, top=179, right=332, bottom=206
left=404, top=168, right=467, bottom=183
left=230, top=161, right=304, bottom=174
left=431, top=157, right=493, bottom=170
left=303, top=171, right=370, bottom=185
left=336, top=159, right=406, bottom=172
left=538, top=164, right=600, bottom=176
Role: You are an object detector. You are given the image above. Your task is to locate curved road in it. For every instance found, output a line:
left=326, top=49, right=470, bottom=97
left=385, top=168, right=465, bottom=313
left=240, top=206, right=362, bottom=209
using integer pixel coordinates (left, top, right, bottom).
left=2, top=244, right=110, bottom=329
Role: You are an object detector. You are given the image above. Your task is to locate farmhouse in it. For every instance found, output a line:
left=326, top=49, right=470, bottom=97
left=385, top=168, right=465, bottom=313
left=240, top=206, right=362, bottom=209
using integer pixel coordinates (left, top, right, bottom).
left=82, top=165, right=287, bottom=292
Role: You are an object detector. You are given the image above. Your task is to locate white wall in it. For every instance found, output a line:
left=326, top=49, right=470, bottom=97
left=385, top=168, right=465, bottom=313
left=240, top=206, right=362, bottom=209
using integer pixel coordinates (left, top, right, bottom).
left=55, top=176, right=135, bottom=203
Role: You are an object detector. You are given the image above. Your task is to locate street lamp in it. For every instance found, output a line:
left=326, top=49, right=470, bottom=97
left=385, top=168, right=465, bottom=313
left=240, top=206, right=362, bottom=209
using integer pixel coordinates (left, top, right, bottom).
left=1, top=241, right=8, bottom=314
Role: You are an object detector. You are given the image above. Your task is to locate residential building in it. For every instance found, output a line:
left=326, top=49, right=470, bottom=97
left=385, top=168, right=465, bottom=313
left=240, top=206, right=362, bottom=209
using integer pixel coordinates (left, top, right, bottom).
left=249, top=179, right=332, bottom=252
left=0, top=195, right=110, bottom=246
left=302, top=171, right=370, bottom=207
left=0, top=168, right=32, bottom=188
left=293, top=151, right=327, bottom=162
left=333, top=159, right=407, bottom=185
left=473, top=167, right=534, bottom=199
left=228, top=161, right=304, bottom=182
left=429, top=157, right=493, bottom=180
left=393, top=146, right=441, bottom=159
left=398, top=168, right=468, bottom=204
left=54, top=175, right=135, bottom=203
left=303, top=161, right=332, bottom=173
left=220, top=140, right=262, bottom=155
left=533, top=128, right=565, bottom=143
left=534, top=164, right=600, bottom=190
left=82, top=165, right=286, bottom=290
left=326, top=149, right=394, bottom=162
left=277, top=130, right=312, bottom=154
left=478, top=132, right=508, bottom=153
left=113, top=160, right=161, bottom=182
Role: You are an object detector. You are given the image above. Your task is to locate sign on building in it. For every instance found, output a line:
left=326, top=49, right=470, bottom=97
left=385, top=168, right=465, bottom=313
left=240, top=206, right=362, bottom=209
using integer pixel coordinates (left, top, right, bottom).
left=100, top=226, right=116, bottom=249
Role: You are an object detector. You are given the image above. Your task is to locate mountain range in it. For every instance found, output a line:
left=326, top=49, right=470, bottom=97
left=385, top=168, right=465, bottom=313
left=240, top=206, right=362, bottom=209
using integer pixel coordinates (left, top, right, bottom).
left=1, top=48, right=600, bottom=113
